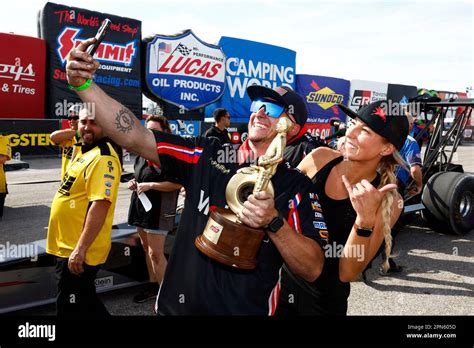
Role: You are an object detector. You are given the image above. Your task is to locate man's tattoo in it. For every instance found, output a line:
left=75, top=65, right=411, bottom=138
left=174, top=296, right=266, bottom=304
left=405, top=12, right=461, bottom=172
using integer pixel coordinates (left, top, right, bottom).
left=115, top=108, right=135, bottom=133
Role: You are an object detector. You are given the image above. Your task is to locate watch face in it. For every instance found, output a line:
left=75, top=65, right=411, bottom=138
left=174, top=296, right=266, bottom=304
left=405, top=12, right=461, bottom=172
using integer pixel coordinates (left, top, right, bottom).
left=356, top=227, right=373, bottom=237
left=269, top=216, right=284, bottom=233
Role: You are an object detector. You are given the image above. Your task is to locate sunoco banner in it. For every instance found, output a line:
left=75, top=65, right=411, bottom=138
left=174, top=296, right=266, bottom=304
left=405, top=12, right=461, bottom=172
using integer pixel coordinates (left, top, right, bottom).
left=143, top=30, right=226, bottom=112
left=205, top=37, right=296, bottom=123
left=38, top=2, right=142, bottom=118
left=0, top=33, right=46, bottom=119
left=296, top=74, right=350, bottom=126
left=348, top=79, right=388, bottom=113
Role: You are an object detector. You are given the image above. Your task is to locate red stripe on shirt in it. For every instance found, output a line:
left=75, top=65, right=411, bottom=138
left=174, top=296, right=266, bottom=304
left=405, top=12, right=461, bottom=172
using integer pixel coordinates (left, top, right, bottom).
left=157, top=147, right=201, bottom=164
left=267, top=267, right=282, bottom=316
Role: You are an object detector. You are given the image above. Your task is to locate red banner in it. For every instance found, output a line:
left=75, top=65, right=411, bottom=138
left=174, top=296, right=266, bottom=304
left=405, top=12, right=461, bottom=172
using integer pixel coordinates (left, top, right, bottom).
left=0, top=33, right=46, bottom=119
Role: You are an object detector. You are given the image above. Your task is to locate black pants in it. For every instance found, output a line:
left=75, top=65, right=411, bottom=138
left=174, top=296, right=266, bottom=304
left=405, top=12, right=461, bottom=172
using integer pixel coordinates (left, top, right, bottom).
left=55, top=257, right=109, bottom=317
left=0, top=192, right=6, bottom=218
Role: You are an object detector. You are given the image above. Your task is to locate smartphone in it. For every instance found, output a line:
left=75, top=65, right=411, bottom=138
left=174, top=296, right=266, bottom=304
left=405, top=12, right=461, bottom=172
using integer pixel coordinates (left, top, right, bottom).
left=86, top=18, right=111, bottom=56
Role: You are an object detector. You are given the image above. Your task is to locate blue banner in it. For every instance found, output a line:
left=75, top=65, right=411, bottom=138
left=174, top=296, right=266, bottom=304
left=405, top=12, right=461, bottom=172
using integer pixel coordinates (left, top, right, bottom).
left=296, top=74, right=350, bottom=125
left=205, top=37, right=296, bottom=123
left=143, top=30, right=226, bottom=111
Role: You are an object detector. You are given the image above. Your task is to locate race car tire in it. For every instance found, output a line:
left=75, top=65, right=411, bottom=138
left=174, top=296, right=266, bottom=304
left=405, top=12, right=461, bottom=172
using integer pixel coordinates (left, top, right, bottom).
left=422, top=172, right=474, bottom=235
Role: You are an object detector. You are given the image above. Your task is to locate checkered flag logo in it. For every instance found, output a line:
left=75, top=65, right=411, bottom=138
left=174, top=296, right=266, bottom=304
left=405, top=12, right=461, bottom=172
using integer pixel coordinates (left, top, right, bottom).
left=176, top=43, right=192, bottom=56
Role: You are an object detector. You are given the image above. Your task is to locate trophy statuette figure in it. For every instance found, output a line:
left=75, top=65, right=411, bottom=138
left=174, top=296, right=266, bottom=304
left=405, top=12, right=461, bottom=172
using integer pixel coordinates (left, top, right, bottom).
left=195, top=116, right=294, bottom=269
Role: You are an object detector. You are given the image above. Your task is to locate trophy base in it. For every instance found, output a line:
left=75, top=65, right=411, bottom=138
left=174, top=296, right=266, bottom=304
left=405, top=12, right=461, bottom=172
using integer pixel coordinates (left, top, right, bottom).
left=195, top=207, right=266, bottom=270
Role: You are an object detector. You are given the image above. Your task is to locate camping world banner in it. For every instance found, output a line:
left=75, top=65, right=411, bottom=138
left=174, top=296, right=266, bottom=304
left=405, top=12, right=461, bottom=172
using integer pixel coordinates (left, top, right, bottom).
left=38, top=2, right=142, bottom=118
left=143, top=30, right=226, bottom=111
left=205, top=37, right=296, bottom=123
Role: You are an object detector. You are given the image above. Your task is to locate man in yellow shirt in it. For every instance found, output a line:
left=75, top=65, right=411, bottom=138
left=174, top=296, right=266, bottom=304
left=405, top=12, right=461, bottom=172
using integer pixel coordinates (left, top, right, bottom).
left=50, top=104, right=81, bottom=179
left=46, top=107, right=121, bottom=316
left=0, top=134, right=11, bottom=220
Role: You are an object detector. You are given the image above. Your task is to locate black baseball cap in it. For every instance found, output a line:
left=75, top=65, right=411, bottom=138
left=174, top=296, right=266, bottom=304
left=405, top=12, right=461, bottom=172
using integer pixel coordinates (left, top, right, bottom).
left=247, top=85, right=308, bottom=127
left=337, top=100, right=409, bottom=151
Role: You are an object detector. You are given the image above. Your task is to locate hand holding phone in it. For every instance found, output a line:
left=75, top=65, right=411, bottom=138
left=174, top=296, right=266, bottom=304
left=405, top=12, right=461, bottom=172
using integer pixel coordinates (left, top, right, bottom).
left=86, top=18, right=112, bottom=56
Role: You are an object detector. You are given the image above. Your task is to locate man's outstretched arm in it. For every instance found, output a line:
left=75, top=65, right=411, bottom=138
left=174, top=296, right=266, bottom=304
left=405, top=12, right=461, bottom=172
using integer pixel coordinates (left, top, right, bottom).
left=66, top=38, right=159, bottom=164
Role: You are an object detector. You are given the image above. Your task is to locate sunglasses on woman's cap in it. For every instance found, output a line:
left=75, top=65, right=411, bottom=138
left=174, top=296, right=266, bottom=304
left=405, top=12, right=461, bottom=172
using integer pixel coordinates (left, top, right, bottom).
left=68, top=115, right=79, bottom=120
left=250, top=99, right=286, bottom=118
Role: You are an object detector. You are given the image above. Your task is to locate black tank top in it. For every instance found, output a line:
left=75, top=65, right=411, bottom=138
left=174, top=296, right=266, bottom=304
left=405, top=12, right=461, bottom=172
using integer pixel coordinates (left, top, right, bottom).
left=285, top=156, right=380, bottom=304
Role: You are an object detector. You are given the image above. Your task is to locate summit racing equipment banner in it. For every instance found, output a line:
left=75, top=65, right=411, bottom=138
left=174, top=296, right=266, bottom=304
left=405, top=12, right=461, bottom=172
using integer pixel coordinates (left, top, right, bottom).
left=0, top=33, right=45, bottom=119
left=348, top=79, right=388, bottom=113
left=205, top=37, right=296, bottom=123
left=143, top=30, right=226, bottom=112
left=296, top=74, right=350, bottom=129
left=38, top=2, right=142, bottom=118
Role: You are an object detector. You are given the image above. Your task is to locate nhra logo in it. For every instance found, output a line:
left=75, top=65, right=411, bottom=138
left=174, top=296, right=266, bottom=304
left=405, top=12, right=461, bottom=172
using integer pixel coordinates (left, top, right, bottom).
left=306, top=86, right=344, bottom=110
left=56, top=27, right=136, bottom=66
left=351, top=90, right=372, bottom=107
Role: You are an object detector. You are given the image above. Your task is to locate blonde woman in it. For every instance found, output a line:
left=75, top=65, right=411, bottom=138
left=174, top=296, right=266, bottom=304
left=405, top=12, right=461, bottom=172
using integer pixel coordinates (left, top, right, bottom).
left=276, top=100, right=409, bottom=315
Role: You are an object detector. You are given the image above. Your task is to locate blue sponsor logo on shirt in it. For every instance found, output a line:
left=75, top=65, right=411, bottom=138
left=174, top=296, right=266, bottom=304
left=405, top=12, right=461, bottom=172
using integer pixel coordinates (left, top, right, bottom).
left=313, top=221, right=327, bottom=229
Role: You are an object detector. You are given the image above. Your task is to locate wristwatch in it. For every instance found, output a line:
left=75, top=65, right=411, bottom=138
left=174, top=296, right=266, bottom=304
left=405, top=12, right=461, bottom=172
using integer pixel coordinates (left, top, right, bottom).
left=356, top=226, right=374, bottom=237
left=267, top=215, right=285, bottom=233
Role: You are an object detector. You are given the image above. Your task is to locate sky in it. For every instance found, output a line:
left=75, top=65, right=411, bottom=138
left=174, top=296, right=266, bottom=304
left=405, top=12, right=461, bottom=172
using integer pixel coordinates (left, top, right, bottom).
left=2, top=0, right=473, bottom=94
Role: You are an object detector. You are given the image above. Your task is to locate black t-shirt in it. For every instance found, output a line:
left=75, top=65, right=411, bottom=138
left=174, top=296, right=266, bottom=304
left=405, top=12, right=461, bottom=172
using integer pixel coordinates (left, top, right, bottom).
left=283, top=156, right=381, bottom=313
left=203, top=125, right=231, bottom=145
left=128, top=156, right=178, bottom=230
left=283, top=132, right=324, bottom=168
left=153, top=132, right=327, bottom=315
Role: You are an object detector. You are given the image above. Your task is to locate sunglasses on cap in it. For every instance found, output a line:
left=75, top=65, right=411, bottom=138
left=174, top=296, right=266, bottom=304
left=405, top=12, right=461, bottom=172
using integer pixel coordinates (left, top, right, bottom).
left=68, top=116, right=79, bottom=120
left=250, top=99, right=286, bottom=118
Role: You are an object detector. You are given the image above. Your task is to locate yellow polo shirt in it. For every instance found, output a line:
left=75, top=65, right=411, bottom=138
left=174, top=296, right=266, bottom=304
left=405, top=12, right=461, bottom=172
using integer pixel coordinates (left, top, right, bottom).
left=0, top=136, right=12, bottom=194
left=47, top=139, right=121, bottom=265
left=60, top=133, right=80, bottom=180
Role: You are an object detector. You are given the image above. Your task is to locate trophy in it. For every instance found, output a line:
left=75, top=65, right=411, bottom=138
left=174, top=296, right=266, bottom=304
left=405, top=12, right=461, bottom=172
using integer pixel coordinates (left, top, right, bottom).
left=195, top=116, right=293, bottom=269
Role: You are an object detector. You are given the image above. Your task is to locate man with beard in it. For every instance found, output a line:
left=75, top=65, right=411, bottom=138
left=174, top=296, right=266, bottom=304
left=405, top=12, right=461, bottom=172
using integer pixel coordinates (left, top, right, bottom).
left=46, top=107, right=121, bottom=316
left=65, top=39, right=327, bottom=315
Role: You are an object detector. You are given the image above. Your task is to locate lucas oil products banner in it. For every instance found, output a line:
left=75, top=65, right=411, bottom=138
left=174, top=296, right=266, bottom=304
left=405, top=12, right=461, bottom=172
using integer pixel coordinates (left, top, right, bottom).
left=348, top=79, right=388, bottom=113
left=143, top=30, right=226, bottom=114
left=0, top=33, right=46, bottom=119
left=38, top=2, right=142, bottom=118
left=205, top=37, right=296, bottom=123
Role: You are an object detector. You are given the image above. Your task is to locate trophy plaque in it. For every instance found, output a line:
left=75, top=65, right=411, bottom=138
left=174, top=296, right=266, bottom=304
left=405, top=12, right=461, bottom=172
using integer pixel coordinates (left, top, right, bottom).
left=195, top=117, right=293, bottom=269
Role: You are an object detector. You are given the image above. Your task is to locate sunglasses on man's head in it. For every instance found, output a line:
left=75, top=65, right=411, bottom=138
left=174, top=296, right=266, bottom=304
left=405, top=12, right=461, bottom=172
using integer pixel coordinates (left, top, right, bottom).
left=250, top=99, right=286, bottom=118
left=68, top=116, right=79, bottom=120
